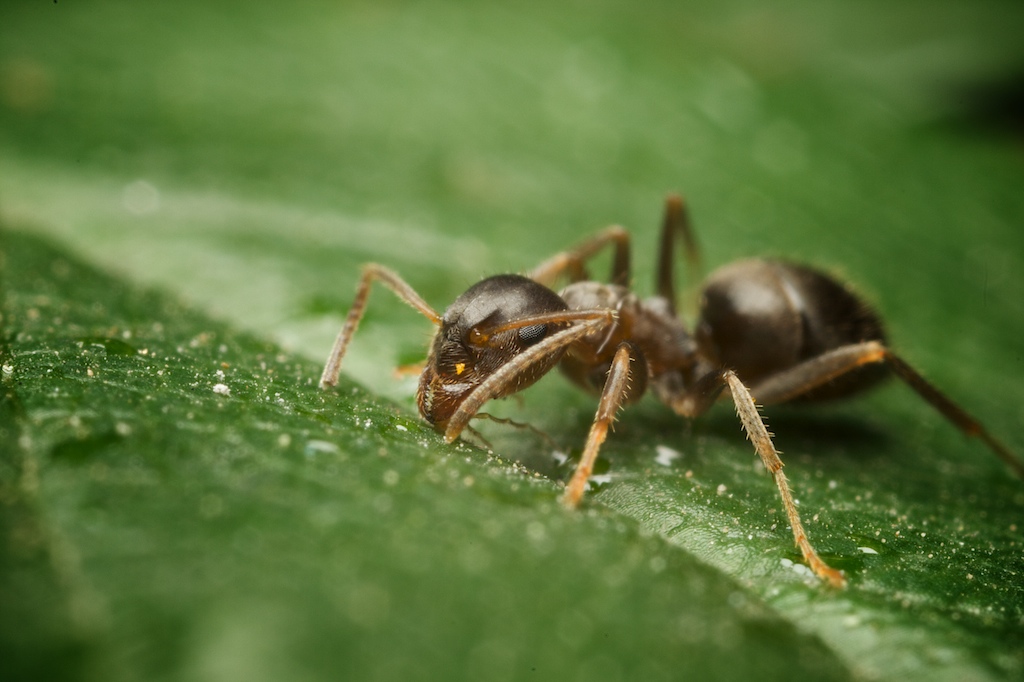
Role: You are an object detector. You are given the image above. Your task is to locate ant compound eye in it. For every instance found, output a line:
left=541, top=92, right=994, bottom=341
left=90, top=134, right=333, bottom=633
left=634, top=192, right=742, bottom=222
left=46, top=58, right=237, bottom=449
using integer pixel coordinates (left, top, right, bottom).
left=517, top=324, right=548, bottom=346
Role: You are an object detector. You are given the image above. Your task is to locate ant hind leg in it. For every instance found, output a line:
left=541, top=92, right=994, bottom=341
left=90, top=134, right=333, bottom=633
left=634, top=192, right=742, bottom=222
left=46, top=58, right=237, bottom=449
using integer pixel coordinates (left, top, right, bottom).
left=655, top=193, right=702, bottom=315
left=747, top=341, right=1024, bottom=479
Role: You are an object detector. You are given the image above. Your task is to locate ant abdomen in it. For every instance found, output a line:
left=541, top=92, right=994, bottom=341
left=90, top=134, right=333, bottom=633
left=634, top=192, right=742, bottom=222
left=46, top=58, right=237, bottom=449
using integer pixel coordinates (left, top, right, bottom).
left=696, top=258, right=888, bottom=401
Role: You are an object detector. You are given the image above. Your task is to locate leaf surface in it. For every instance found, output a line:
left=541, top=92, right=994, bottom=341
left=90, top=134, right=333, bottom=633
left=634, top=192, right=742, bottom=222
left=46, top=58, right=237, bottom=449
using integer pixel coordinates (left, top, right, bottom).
left=2, top=1, right=1024, bottom=680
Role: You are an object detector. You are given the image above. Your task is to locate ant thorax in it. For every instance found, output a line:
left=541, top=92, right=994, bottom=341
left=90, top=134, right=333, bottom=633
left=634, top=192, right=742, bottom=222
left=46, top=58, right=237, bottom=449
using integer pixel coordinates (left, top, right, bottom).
left=559, top=281, right=697, bottom=391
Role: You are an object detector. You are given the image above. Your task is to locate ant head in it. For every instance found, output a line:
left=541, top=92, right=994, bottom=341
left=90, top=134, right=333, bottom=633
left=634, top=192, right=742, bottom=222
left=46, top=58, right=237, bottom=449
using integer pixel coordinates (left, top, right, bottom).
left=417, top=274, right=569, bottom=430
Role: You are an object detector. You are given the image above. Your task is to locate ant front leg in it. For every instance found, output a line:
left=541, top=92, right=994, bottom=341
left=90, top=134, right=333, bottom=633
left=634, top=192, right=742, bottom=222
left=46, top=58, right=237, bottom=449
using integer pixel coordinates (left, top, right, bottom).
left=562, top=343, right=647, bottom=508
left=748, top=341, right=1024, bottom=479
left=528, top=225, right=631, bottom=287
left=320, top=264, right=441, bottom=390
left=664, top=369, right=847, bottom=588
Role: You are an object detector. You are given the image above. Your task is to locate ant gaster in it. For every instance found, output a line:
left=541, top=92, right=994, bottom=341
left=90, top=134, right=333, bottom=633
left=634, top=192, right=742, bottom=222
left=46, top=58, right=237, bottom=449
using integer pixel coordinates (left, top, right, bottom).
left=320, top=195, right=1023, bottom=588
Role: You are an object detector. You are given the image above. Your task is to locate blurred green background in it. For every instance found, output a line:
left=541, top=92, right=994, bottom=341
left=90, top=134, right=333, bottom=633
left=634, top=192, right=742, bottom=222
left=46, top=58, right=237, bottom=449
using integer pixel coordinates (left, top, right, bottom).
left=3, top=1, right=1024, bottom=681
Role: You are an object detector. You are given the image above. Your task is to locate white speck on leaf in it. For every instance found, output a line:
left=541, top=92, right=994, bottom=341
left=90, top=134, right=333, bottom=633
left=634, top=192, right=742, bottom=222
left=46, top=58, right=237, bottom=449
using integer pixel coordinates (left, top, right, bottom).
left=654, top=444, right=681, bottom=466
left=305, top=440, right=339, bottom=457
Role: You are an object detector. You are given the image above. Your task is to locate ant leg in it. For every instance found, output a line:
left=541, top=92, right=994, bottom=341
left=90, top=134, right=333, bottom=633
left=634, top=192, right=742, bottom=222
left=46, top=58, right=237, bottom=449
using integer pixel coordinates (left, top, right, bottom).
left=655, top=367, right=727, bottom=418
left=724, top=372, right=847, bottom=587
left=320, top=264, right=441, bottom=390
left=665, top=370, right=846, bottom=588
left=655, top=193, right=701, bottom=315
left=562, top=343, right=645, bottom=508
left=748, top=341, right=1024, bottom=479
left=528, top=225, right=631, bottom=287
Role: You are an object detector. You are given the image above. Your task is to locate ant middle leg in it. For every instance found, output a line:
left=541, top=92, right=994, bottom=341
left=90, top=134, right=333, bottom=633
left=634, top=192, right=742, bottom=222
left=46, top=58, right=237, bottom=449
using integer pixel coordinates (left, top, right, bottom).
left=663, top=369, right=847, bottom=588
left=748, top=341, right=1024, bottom=478
left=528, top=225, right=631, bottom=288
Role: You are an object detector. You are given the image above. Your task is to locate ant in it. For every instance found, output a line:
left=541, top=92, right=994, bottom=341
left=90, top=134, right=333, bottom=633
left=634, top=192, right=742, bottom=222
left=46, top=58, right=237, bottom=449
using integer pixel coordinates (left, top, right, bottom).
left=319, top=194, right=1023, bottom=588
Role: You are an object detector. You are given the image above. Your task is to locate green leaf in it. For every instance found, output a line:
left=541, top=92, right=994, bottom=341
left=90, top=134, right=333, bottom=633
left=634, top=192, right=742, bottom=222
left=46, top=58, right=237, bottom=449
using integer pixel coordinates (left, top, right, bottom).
left=1, top=231, right=850, bottom=681
left=3, top=1, right=1024, bottom=681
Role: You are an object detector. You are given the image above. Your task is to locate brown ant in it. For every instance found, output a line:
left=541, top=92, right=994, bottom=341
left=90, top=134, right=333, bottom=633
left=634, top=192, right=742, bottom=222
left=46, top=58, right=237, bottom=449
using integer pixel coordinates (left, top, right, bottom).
left=319, top=195, right=1023, bottom=588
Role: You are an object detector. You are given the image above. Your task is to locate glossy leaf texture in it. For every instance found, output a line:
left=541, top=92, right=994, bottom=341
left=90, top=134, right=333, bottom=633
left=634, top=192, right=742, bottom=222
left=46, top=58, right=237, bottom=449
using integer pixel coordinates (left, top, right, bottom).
left=2, top=1, right=1024, bottom=680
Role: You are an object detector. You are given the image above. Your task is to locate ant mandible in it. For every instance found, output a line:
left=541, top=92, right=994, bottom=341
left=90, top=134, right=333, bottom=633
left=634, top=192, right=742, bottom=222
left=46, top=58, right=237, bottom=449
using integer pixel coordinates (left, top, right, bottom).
left=319, top=194, right=1023, bottom=588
